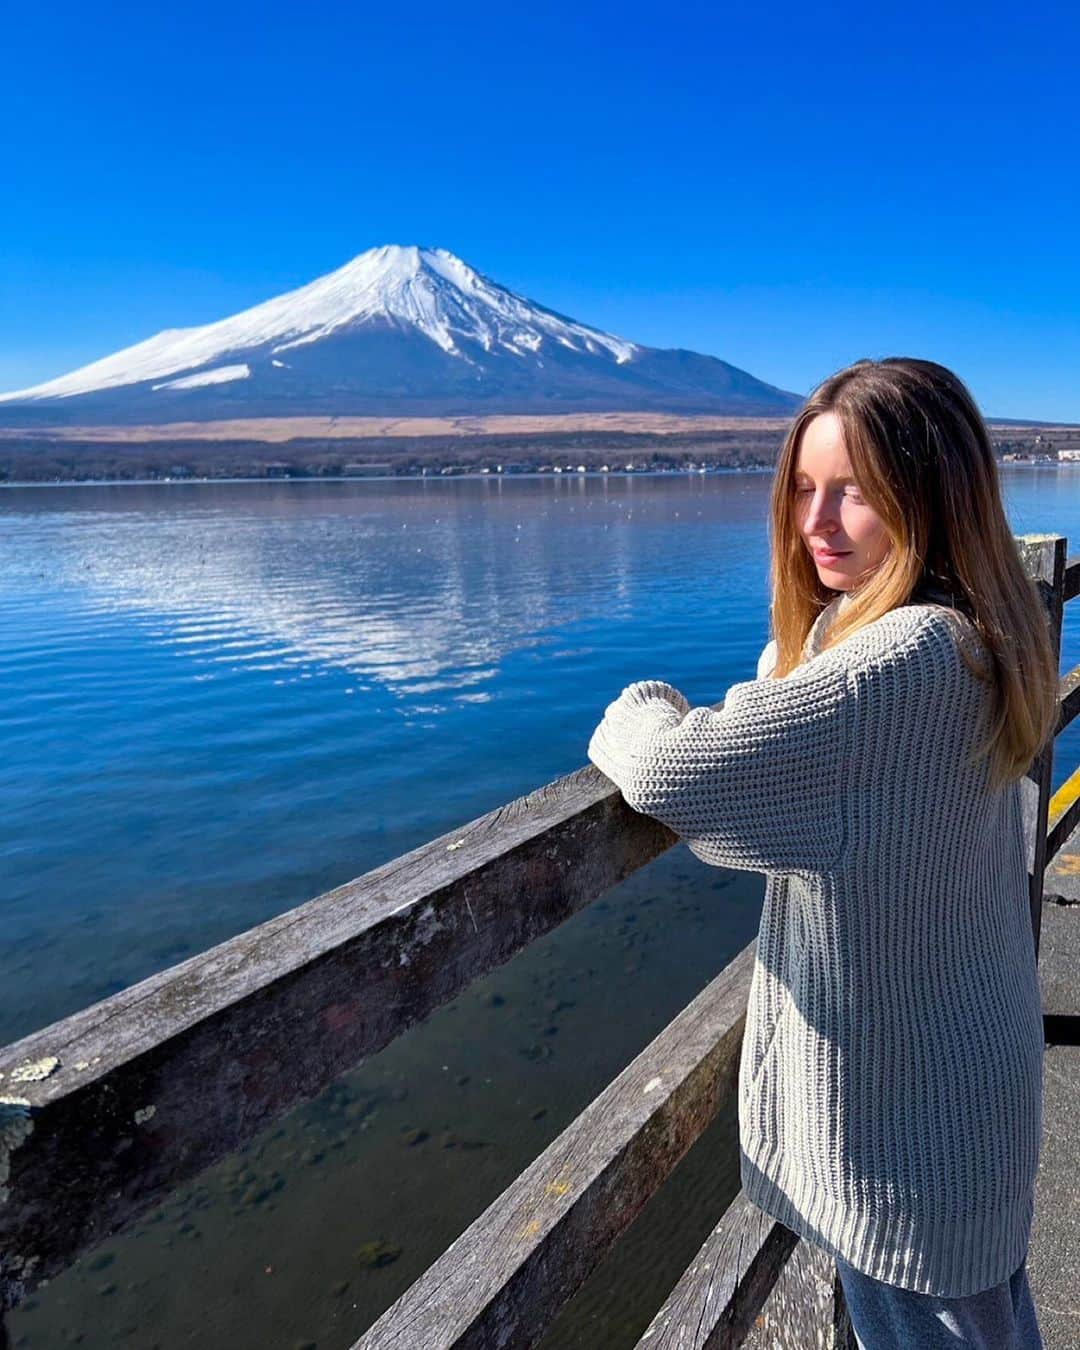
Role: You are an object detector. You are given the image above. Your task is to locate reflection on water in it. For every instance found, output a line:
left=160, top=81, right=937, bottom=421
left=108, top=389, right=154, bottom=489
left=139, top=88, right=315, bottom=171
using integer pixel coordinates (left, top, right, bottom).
left=2, top=468, right=1077, bottom=1348
left=5, top=476, right=650, bottom=695
left=0, top=475, right=778, bottom=1043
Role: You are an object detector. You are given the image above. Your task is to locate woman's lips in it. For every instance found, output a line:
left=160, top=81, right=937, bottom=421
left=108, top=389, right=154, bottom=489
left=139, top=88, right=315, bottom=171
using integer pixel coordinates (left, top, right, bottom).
left=813, top=547, right=852, bottom=563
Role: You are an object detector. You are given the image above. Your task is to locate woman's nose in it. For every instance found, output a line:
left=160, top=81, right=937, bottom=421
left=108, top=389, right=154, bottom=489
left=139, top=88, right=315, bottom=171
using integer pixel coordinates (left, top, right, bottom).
left=801, top=492, right=837, bottom=534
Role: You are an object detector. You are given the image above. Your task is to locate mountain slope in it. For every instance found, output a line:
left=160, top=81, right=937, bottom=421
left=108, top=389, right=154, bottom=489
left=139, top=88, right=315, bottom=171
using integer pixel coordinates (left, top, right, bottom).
left=0, top=246, right=802, bottom=422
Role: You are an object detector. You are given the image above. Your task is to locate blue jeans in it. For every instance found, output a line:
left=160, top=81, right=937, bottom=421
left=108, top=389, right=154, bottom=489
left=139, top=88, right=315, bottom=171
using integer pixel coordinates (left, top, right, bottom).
left=835, top=1256, right=1044, bottom=1348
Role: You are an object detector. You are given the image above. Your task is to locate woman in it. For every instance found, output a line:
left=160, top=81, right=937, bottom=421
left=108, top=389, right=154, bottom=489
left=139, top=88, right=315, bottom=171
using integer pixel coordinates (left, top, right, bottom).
left=587, top=358, right=1056, bottom=1348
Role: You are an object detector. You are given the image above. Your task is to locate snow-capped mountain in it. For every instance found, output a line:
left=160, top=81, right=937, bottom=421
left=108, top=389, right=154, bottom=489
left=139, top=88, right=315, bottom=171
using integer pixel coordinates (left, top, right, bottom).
left=0, top=246, right=801, bottom=422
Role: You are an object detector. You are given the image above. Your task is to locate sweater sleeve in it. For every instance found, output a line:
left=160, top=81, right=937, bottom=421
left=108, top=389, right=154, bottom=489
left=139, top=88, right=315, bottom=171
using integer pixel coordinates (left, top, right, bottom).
left=586, top=661, right=851, bottom=874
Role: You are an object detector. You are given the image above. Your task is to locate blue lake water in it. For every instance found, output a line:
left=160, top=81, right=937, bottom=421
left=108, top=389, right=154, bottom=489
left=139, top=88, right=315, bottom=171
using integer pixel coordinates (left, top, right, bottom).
left=4, top=467, right=1079, bottom=1349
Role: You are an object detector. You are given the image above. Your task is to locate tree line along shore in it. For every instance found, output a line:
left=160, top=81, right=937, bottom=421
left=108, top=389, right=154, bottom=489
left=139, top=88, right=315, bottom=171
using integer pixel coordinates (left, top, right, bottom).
left=0, top=425, right=1074, bottom=484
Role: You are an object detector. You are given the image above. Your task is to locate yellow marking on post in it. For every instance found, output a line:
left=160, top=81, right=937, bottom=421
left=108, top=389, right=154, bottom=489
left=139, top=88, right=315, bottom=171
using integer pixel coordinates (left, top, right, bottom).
left=518, top=1219, right=541, bottom=1239
left=1048, top=768, right=1080, bottom=831
left=544, top=1180, right=570, bottom=1198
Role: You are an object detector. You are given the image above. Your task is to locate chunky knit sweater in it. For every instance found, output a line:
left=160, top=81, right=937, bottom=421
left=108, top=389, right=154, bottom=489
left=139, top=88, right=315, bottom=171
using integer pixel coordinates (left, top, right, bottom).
left=587, top=591, right=1045, bottom=1297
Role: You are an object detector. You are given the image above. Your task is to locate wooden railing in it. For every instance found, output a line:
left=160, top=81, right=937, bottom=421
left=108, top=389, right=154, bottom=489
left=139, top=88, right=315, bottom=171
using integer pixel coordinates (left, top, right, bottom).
left=1, top=531, right=1075, bottom=1349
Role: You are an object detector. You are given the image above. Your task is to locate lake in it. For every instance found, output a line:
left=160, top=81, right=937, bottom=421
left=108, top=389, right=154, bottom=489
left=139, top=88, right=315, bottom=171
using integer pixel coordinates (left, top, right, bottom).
left=4, top=467, right=1079, bottom=1349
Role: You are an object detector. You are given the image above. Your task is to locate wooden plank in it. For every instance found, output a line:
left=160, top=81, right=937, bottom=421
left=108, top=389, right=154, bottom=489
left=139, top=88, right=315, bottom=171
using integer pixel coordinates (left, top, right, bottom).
left=630, top=1191, right=797, bottom=1349
left=352, top=943, right=755, bottom=1350
left=740, top=1232, right=844, bottom=1350
left=0, top=763, right=680, bottom=1310
left=1063, top=554, right=1080, bottom=604
left=1018, top=533, right=1067, bottom=963
left=1055, top=663, right=1080, bottom=736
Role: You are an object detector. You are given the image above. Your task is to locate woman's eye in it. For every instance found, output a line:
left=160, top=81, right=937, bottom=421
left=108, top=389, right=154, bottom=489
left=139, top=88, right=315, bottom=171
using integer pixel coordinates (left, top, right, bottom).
left=794, top=484, right=864, bottom=502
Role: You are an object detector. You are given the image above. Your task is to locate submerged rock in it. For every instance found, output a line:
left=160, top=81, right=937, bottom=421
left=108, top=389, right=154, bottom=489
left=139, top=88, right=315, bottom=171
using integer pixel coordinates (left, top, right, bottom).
left=355, top=1240, right=402, bottom=1269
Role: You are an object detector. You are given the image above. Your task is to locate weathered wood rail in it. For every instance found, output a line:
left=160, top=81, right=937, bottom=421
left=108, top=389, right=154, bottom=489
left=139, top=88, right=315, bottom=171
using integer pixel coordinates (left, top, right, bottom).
left=1, top=531, right=1075, bottom=1349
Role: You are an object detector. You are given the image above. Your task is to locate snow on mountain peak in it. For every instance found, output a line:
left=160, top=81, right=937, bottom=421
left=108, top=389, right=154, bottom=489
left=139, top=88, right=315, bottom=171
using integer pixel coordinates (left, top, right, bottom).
left=0, top=246, right=640, bottom=403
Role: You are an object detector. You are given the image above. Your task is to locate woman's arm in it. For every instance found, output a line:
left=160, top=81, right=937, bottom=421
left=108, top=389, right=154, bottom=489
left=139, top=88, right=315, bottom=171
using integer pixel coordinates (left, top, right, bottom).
left=587, top=660, right=851, bottom=875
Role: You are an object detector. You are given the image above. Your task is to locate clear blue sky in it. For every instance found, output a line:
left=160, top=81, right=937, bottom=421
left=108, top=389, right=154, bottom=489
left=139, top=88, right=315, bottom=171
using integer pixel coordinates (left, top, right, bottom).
left=3, top=1, right=1078, bottom=420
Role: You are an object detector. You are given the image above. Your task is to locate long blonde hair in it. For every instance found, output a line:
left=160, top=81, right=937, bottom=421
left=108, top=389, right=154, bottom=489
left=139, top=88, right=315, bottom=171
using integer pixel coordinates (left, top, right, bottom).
left=767, top=357, right=1058, bottom=790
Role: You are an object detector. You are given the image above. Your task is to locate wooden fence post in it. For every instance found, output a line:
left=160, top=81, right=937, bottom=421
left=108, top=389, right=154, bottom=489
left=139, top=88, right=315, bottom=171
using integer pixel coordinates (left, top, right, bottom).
left=1017, top=533, right=1067, bottom=965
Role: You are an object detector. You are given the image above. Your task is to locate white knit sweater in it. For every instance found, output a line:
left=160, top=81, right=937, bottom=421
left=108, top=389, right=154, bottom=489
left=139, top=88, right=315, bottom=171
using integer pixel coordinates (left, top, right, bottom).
left=587, top=592, right=1044, bottom=1296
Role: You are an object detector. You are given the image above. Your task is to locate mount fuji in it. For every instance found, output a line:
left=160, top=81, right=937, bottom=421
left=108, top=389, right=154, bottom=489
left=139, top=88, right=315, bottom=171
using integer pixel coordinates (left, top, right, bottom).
left=0, top=246, right=802, bottom=423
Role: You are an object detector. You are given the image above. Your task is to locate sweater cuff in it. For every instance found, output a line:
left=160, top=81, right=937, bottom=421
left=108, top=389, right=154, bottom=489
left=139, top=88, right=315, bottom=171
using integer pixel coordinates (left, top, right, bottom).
left=618, top=680, right=692, bottom=715
left=593, top=681, right=690, bottom=751
left=587, top=681, right=691, bottom=796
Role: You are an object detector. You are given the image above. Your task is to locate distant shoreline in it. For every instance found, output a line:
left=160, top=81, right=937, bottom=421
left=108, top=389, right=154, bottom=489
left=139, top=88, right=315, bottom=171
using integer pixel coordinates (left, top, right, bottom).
left=0, top=416, right=1074, bottom=485
left=0, top=465, right=779, bottom=489
left=0, top=460, right=1068, bottom=491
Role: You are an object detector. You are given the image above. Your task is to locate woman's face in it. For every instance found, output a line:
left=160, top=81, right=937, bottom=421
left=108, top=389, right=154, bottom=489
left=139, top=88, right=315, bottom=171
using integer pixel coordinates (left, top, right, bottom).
left=793, top=412, right=891, bottom=590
